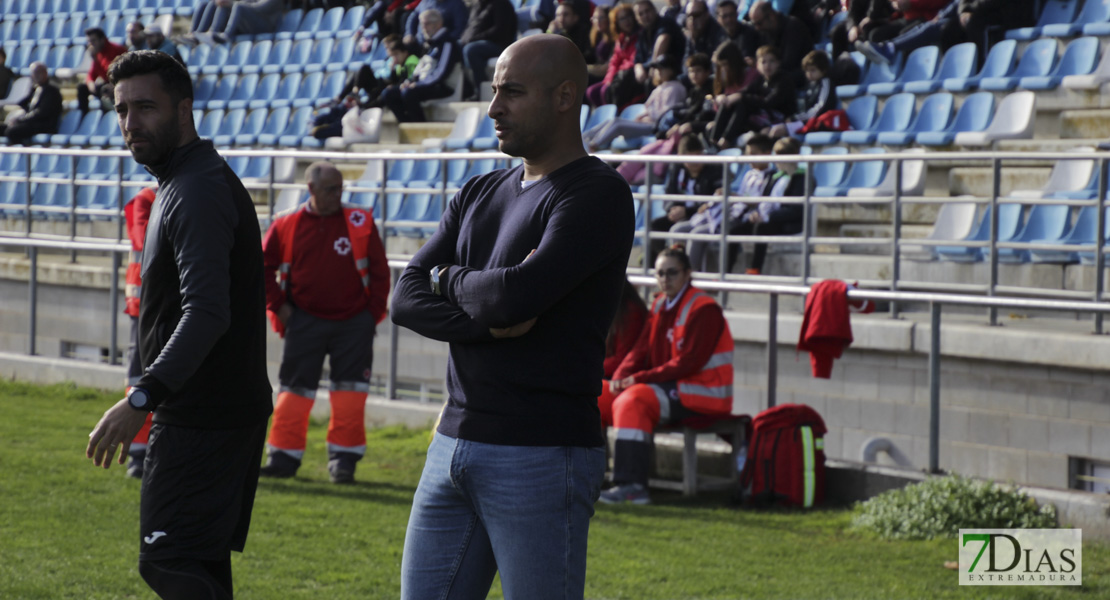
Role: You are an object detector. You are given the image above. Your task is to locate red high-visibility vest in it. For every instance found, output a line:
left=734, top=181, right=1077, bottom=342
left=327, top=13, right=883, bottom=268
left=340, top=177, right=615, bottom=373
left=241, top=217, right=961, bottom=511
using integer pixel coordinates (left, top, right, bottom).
left=650, top=289, right=734, bottom=415
left=123, top=187, right=156, bottom=318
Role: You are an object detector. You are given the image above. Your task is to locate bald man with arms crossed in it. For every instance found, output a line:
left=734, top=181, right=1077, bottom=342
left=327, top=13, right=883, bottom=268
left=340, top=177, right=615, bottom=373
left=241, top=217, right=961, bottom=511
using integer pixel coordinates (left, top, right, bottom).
left=391, top=35, right=635, bottom=600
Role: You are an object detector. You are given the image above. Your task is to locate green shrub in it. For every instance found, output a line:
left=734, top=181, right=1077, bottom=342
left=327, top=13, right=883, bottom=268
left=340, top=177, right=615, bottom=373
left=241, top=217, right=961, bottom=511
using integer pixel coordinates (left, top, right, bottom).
left=850, top=474, right=1057, bottom=540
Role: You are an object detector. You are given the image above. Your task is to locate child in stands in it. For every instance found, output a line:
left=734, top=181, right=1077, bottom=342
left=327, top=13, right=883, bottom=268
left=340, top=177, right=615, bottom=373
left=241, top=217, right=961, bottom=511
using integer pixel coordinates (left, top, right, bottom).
left=728, top=136, right=807, bottom=274
left=768, top=49, right=837, bottom=139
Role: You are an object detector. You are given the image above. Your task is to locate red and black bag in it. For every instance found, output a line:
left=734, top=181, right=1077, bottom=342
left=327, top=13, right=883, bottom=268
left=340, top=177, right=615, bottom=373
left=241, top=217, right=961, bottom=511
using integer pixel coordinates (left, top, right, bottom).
left=739, top=403, right=827, bottom=508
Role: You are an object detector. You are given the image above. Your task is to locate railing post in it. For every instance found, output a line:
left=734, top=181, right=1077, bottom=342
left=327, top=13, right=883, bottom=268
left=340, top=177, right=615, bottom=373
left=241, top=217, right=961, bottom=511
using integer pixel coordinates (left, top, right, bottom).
left=1096, top=157, right=1107, bottom=334
left=643, top=164, right=654, bottom=277
left=69, top=153, right=77, bottom=262
left=890, top=156, right=902, bottom=319
left=116, top=157, right=126, bottom=242
left=24, top=154, right=32, bottom=237
left=387, top=320, right=400, bottom=400
left=766, top=292, right=778, bottom=409
left=267, top=155, right=276, bottom=219
left=380, top=158, right=389, bottom=231
left=988, top=157, right=1000, bottom=326
left=28, top=246, right=37, bottom=356
left=719, top=162, right=732, bottom=306
left=928, top=300, right=942, bottom=474
left=802, top=158, right=812, bottom=285
left=109, top=249, right=120, bottom=365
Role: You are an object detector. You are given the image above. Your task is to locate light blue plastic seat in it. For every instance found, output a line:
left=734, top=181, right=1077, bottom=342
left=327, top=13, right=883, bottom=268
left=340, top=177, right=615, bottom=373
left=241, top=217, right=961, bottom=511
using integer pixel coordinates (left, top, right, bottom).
left=191, top=74, right=218, bottom=109
left=1031, top=205, right=1108, bottom=263
left=943, top=39, right=1017, bottom=92
left=65, top=111, right=105, bottom=146
left=18, top=45, right=50, bottom=77
left=224, top=73, right=260, bottom=110
left=262, top=8, right=303, bottom=41
left=276, top=106, right=313, bottom=146
left=367, top=38, right=391, bottom=73
left=212, top=108, right=246, bottom=146
left=810, top=146, right=849, bottom=189
left=980, top=38, right=1057, bottom=92
left=137, top=0, right=160, bottom=15
left=470, top=114, right=498, bottom=150
left=997, top=205, right=1073, bottom=264
left=203, top=74, right=238, bottom=110
left=581, top=103, right=616, bottom=131
left=290, top=72, right=323, bottom=108
left=196, top=109, right=225, bottom=139
left=252, top=106, right=292, bottom=146
left=199, top=43, right=232, bottom=76
left=804, top=94, right=876, bottom=146
left=1007, top=0, right=1080, bottom=40
left=302, top=38, right=334, bottom=74
left=185, top=44, right=211, bottom=76
left=33, top=109, right=80, bottom=144
left=314, top=71, right=346, bottom=107
left=1043, top=0, right=1110, bottom=36
left=337, top=5, right=365, bottom=37
left=244, top=73, right=279, bottom=109
left=291, top=7, right=323, bottom=40
left=326, top=37, right=355, bottom=73
left=0, top=181, right=31, bottom=218
left=269, top=73, right=302, bottom=108
left=812, top=147, right=886, bottom=197
left=214, top=40, right=251, bottom=75
left=315, top=6, right=343, bottom=38
left=234, top=106, right=281, bottom=145
left=916, top=92, right=994, bottom=146
left=58, top=43, right=87, bottom=73
left=462, top=158, right=496, bottom=182
left=261, top=39, right=292, bottom=75
left=838, top=60, right=899, bottom=99
left=1073, top=207, right=1110, bottom=264
left=236, top=40, right=271, bottom=75
left=842, top=93, right=914, bottom=145
left=283, top=38, right=314, bottom=74
left=936, top=204, right=1024, bottom=262
left=30, top=182, right=68, bottom=220
left=877, top=92, right=953, bottom=146
left=869, top=46, right=938, bottom=96
left=1019, top=36, right=1099, bottom=91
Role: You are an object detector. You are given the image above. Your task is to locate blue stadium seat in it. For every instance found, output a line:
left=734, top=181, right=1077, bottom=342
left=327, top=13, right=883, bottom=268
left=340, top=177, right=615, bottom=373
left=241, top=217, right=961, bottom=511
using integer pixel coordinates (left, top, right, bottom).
left=19, top=45, right=50, bottom=77
left=470, top=114, right=497, bottom=150
left=39, top=16, right=63, bottom=44
left=269, top=73, right=302, bottom=108
left=979, top=38, right=1057, bottom=92
left=208, top=41, right=251, bottom=75
left=290, top=72, right=323, bottom=108
left=838, top=60, right=899, bottom=99
left=904, top=43, right=975, bottom=94
left=868, top=45, right=938, bottom=96
left=337, top=5, right=365, bottom=37
left=34, top=109, right=81, bottom=145
left=1043, top=0, right=1110, bottom=36
left=461, top=157, right=496, bottom=182
left=30, top=153, right=58, bottom=176
left=30, top=182, right=65, bottom=220
left=21, top=19, right=47, bottom=45
left=243, top=73, right=279, bottom=109
left=1006, top=0, right=1080, bottom=40
left=212, top=108, right=246, bottom=146
left=368, top=38, right=391, bottom=74
left=275, top=106, right=314, bottom=146
left=282, top=39, right=313, bottom=74
left=197, top=109, right=225, bottom=140
left=232, top=107, right=268, bottom=145
left=191, top=74, right=218, bottom=109
left=315, top=6, right=344, bottom=39
left=44, top=45, right=67, bottom=73
left=302, top=39, right=334, bottom=74
left=840, top=92, right=915, bottom=145
left=326, top=37, right=355, bottom=73
left=1019, top=36, right=1099, bottom=91
left=1070, top=207, right=1110, bottom=265
left=997, top=205, right=1073, bottom=263
left=224, top=73, right=259, bottom=110
left=185, top=44, right=212, bottom=75
left=936, top=203, right=1023, bottom=262
left=203, top=74, right=238, bottom=110
left=57, top=43, right=87, bottom=74
left=803, top=94, right=877, bottom=146
left=943, top=39, right=1016, bottom=92
left=582, top=103, right=616, bottom=131
left=261, top=39, right=293, bottom=74
left=88, top=112, right=123, bottom=146
left=236, top=39, right=271, bottom=75
left=60, top=16, right=86, bottom=45
left=260, top=8, right=303, bottom=41
left=916, top=91, right=994, bottom=146
left=292, top=7, right=323, bottom=40
left=438, top=107, right=483, bottom=150
left=174, top=0, right=199, bottom=17
left=119, top=0, right=142, bottom=17
left=809, top=146, right=849, bottom=189
left=60, top=111, right=103, bottom=146
left=876, top=92, right=952, bottom=146
left=812, top=147, right=886, bottom=197
left=1, top=181, right=31, bottom=218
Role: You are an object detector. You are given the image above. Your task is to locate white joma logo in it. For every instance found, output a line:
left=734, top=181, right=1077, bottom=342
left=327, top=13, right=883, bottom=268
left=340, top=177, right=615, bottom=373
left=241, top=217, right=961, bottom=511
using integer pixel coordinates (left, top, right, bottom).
left=144, top=531, right=167, bottom=544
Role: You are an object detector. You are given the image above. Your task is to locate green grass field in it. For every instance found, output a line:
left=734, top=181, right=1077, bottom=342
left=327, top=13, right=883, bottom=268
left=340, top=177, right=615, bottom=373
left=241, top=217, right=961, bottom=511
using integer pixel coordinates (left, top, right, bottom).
left=1, top=379, right=1106, bottom=599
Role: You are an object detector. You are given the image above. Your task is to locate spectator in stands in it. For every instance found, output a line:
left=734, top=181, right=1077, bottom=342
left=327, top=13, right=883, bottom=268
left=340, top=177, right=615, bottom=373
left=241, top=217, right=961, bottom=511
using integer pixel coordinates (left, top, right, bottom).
left=189, top=0, right=284, bottom=44
left=459, top=0, right=517, bottom=101
left=856, top=0, right=959, bottom=65
left=78, top=28, right=126, bottom=115
left=340, top=34, right=418, bottom=105
left=0, top=62, right=62, bottom=144
left=666, top=52, right=715, bottom=137
left=356, top=0, right=418, bottom=44
left=597, top=245, right=734, bottom=505
left=748, top=1, right=813, bottom=84
left=868, top=0, right=950, bottom=42
left=582, top=55, right=685, bottom=151
left=584, top=4, right=640, bottom=107
left=728, top=135, right=805, bottom=274
left=709, top=45, right=796, bottom=149
left=633, top=0, right=684, bottom=89
left=586, top=6, right=616, bottom=82
left=716, top=0, right=761, bottom=61
left=377, top=9, right=461, bottom=122
left=828, top=0, right=895, bottom=59
left=669, top=132, right=774, bottom=271
left=143, top=26, right=184, bottom=66
left=649, top=133, right=723, bottom=259
left=516, top=0, right=591, bottom=33
left=126, top=21, right=147, bottom=51
left=661, top=0, right=685, bottom=26
left=405, top=0, right=469, bottom=48
left=683, top=41, right=756, bottom=141
left=0, top=49, right=15, bottom=100
left=939, top=0, right=1036, bottom=65
left=309, top=94, right=360, bottom=140
left=683, top=0, right=728, bottom=69
left=548, top=1, right=594, bottom=63
left=604, top=280, right=649, bottom=381
left=767, top=49, right=836, bottom=138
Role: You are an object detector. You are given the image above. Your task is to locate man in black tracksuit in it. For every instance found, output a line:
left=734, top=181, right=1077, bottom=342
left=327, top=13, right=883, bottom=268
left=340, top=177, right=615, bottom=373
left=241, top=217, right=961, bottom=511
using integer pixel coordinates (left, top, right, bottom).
left=85, top=51, right=271, bottom=600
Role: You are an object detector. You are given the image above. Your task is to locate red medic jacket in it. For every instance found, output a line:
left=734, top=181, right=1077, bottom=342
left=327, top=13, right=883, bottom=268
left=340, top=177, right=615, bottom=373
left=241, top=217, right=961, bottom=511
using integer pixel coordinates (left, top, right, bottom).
left=796, top=280, right=873, bottom=378
left=263, top=202, right=389, bottom=336
left=123, top=187, right=156, bottom=317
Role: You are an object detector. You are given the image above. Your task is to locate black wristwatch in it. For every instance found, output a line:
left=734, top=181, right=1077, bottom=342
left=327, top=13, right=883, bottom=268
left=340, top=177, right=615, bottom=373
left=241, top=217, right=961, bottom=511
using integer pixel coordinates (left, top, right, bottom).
left=127, top=387, right=151, bottom=411
left=430, top=264, right=450, bottom=295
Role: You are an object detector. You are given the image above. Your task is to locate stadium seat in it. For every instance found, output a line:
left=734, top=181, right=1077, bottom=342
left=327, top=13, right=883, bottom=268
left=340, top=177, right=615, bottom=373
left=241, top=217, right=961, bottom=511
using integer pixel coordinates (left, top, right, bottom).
left=33, top=109, right=81, bottom=145
left=315, top=6, right=343, bottom=39
left=0, top=77, right=31, bottom=106
left=137, top=0, right=160, bottom=16
left=269, top=73, right=302, bottom=108
left=1065, top=206, right=1110, bottom=265
left=203, top=74, right=239, bottom=110
left=841, top=92, right=915, bottom=145
left=282, top=38, right=314, bottom=74
left=1006, top=0, right=1081, bottom=39
left=979, top=38, right=1057, bottom=91
left=87, top=111, right=123, bottom=147
left=581, top=103, right=616, bottom=132
left=428, top=106, right=483, bottom=149
left=876, top=93, right=953, bottom=146
left=846, top=148, right=927, bottom=197
left=261, top=39, right=293, bottom=75
left=56, top=44, right=88, bottom=77
left=837, top=60, right=899, bottom=99
left=470, top=114, right=497, bottom=150
left=809, top=146, right=849, bottom=190
left=314, top=72, right=345, bottom=107
left=196, top=109, right=225, bottom=140
left=943, top=39, right=1017, bottom=92
left=260, top=8, right=303, bottom=41
left=955, top=91, right=1035, bottom=147
left=30, top=182, right=68, bottom=220
left=997, top=204, right=1073, bottom=263
left=936, top=203, right=1024, bottom=262
left=235, top=39, right=272, bottom=75
left=1063, top=40, right=1110, bottom=89
left=326, top=37, right=356, bottom=74
left=903, top=201, right=979, bottom=261
left=213, top=40, right=251, bottom=75
left=292, top=7, right=324, bottom=40
left=191, top=74, right=218, bottom=109
left=18, top=45, right=50, bottom=78
left=234, top=106, right=281, bottom=145
left=276, top=106, right=314, bottom=146
left=250, top=106, right=292, bottom=146
left=1043, top=0, right=1110, bottom=36
left=1019, top=36, right=1099, bottom=91
left=868, top=46, right=937, bottom=96
left=337, top=5, right=365, bottom=37
left=812, top=147, right=886, bottom=197
left=1010, top=148, right=1097, bottom=200
left=0, top=181, right=31, bottom=218
left=185, top=44, right=212, bottom=76
left=302, top=38, right=334, bottom=74
left=223, top=73, right=260, bottom=110
left=212, top=108, right=246, bottom=146
left=62, top=111, right=104, bottom=146
left=915, top=92, right=994, bottom=146
left=803, top=94, right=876, bottom=146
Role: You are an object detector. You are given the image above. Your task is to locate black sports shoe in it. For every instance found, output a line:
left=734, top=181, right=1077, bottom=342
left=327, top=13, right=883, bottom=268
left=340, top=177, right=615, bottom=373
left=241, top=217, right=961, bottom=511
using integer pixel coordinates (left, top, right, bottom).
left=327, top=452, right=360, bottom=484
left=260, top=451, right=301, bottom=478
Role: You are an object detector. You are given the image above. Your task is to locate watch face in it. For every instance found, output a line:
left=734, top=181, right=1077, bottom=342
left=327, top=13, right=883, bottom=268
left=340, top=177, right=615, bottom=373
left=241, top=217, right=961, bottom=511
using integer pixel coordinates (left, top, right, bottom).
left=130, top=390, right=148, bottom=409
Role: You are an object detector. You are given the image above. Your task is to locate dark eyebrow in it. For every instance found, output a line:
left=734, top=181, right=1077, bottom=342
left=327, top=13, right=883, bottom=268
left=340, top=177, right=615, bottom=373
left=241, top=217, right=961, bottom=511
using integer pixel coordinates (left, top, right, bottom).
left=494, top=82, right=526, bottom=93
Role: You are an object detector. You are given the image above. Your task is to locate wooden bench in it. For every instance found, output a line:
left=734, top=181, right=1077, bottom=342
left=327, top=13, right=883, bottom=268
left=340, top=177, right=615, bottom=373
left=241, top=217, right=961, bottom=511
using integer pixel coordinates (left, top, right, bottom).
left=648, top=415, right=752, bottom=497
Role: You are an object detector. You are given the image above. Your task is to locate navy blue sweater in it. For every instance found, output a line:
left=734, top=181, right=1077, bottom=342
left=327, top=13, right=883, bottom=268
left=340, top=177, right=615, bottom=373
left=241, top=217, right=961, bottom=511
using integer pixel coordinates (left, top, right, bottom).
left=391, top=156, right=635, bottom=447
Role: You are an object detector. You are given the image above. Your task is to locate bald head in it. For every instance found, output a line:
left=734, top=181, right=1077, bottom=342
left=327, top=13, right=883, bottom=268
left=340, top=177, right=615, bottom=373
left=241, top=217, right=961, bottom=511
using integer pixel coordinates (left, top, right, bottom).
left=306, top=161, right=343, bottom=216
left=30, top=62, right=48, bottom=85
left=498, top=34, right=587, bottom=105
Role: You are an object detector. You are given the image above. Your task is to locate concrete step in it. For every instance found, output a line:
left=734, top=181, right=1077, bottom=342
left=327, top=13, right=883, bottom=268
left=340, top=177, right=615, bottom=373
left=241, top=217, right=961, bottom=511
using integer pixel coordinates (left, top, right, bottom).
left=1060, top=108, right=1110, bottom=139
left=396, top=122, right=455, bottom=145
left=838, top=224, right=934, bottom=255
left=946, top=166, right=1052, bottom=197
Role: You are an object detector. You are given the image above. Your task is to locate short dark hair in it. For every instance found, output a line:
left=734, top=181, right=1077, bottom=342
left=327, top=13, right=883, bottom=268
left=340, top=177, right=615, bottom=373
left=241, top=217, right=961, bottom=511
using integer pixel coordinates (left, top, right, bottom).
left=686, top=52, right=710, bottom=71
left=755, top=45, right=780, bottom=60
left=678, top=133, right=704, bottom=155
left=659, top=246, right=693, bottom=271
left=108, top=50, right=194, bottom=104
left=85, top=27, right=106, bottom=40
left=745, top=132, right=775, bottom=153
left=717, top=0, right=737, bottom=11
left=383, top=33, right=406, bottom=52
left=801, top=49, right=830, bottom=73
left=557, top=0, right=579, bottom=16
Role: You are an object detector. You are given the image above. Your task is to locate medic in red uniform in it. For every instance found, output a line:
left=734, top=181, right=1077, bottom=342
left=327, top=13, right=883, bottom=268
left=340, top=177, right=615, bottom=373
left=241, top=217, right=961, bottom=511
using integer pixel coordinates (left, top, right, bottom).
left=124, top=186, right=156, bottom=479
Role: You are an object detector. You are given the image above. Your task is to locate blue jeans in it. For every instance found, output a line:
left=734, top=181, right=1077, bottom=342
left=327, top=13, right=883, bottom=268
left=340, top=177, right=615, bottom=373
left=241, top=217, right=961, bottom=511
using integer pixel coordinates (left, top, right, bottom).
left=462, top=40, right=505, bottom=90
left=401, top=433, right=605, bottom=600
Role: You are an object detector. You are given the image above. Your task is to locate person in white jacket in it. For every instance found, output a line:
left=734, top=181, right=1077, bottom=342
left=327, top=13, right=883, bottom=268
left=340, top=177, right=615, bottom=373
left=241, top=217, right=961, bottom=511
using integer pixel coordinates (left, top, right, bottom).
left=583, top=55, right=686, bottom=151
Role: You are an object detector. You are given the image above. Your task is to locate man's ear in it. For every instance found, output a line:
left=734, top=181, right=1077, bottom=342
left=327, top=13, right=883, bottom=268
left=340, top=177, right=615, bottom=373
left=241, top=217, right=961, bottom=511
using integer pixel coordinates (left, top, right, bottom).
left=554, top=79, right=578, bottom=113
left=176, top=96, right=194, bottom=129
